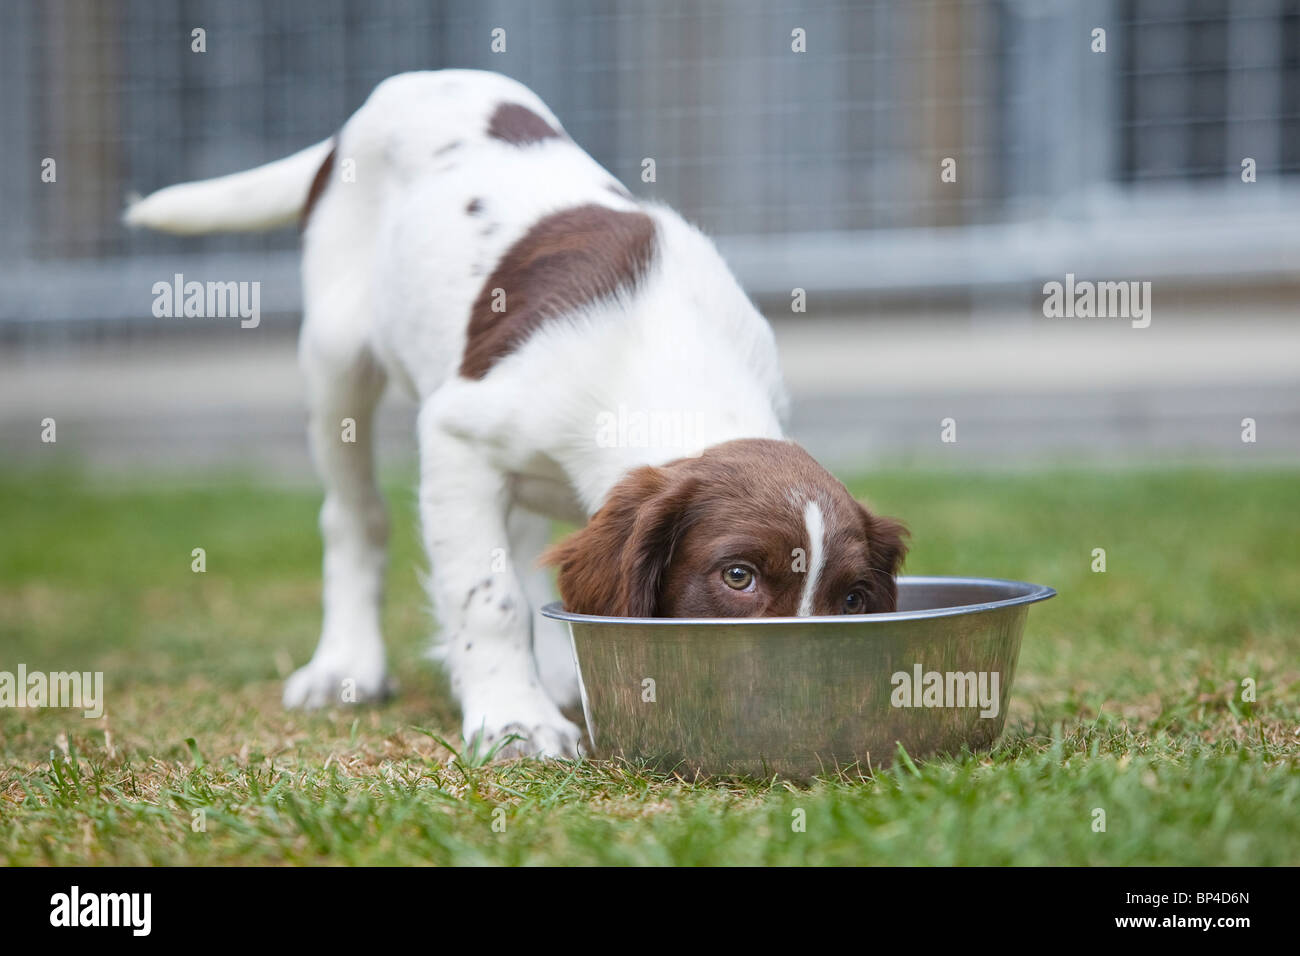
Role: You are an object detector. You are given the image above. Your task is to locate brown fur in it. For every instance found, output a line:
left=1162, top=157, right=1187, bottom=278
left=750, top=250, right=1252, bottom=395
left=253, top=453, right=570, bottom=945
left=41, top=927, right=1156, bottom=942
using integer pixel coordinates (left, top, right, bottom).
left=300, top=143, right=336, bottom=231
left=543, top=439, right=908, bottom=617
left=487, top=102, right=564, bottom=145
left=459, top=203, right=658, bottom=380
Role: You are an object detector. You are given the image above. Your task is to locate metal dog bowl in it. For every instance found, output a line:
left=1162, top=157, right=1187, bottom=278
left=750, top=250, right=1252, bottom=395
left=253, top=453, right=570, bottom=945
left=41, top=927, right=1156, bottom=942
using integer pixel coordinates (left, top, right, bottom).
left=541, top=576, right=1055, bottom=779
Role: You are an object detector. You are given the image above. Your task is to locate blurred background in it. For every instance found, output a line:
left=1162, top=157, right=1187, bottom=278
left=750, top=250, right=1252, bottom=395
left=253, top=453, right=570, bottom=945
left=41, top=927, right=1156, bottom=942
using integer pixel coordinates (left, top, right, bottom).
left=1, top=0, right=1297, bottom=474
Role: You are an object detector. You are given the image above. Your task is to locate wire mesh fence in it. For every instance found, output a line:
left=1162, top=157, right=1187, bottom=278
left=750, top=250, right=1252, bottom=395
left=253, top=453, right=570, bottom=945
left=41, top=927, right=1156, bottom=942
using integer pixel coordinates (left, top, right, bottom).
left=1, top=0, right=1296, bottom=327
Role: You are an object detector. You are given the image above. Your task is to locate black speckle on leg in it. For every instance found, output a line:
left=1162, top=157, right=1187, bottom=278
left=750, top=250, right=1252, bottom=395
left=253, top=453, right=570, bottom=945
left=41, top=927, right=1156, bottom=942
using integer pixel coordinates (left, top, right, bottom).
left=462, top=586, right=479, bottom=611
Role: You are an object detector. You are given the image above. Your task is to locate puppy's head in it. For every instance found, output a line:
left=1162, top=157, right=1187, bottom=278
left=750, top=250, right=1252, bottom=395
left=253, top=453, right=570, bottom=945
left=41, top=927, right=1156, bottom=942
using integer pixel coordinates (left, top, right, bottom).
left=543, top=438, right=907, bottom=617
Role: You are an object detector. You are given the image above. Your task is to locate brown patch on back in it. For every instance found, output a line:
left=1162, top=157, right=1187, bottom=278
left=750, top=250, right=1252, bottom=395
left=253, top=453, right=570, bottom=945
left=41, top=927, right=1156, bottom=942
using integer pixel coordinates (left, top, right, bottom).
left=487, top=102, right=563, bottom=145
left=300, top=144, right=336, bottom=231
left=459, top=203, right=657, bottom=380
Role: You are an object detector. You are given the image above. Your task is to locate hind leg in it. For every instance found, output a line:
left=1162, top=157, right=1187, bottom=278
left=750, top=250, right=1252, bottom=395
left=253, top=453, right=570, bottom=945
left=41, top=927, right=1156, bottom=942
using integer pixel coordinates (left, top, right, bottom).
left=283, top=330, right=391, bottom=709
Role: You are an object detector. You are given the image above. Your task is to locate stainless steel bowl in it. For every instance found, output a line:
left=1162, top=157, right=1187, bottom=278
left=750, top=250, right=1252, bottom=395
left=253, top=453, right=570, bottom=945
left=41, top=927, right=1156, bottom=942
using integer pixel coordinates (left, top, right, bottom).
left=542, top=576, right=1056, bottom=779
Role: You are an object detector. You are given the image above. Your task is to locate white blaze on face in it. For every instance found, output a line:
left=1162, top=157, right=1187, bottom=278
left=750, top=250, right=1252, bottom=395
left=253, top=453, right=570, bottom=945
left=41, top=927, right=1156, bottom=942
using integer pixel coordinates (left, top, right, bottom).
left=797, top=498, right=827, bottom=617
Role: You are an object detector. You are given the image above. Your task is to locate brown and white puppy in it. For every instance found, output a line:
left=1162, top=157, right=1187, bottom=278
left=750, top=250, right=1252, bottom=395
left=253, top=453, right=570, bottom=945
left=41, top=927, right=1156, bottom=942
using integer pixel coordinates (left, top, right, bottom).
left=124, top=70, right=907, bottom=759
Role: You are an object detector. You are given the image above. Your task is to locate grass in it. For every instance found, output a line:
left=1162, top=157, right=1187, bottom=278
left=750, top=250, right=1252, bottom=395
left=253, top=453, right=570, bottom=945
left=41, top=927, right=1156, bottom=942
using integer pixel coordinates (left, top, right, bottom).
left=1, top=466, right=1297, bottom=865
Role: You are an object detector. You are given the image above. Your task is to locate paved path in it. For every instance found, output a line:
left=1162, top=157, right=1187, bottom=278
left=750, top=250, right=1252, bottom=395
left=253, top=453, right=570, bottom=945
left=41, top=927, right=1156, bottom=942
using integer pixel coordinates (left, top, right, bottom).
left=2, top=310, right=1297, bottom=479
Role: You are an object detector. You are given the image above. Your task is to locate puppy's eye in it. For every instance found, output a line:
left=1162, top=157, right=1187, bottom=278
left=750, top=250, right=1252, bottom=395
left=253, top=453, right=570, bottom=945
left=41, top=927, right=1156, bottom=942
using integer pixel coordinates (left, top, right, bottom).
left=843, top=588, right=869, bottom=614
left=722, top=565, right=756, bottom=591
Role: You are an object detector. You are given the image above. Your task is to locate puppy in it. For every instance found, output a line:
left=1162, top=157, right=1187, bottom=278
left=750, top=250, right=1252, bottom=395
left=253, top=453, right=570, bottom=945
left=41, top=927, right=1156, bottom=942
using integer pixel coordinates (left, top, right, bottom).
left=126, top=70, right=907, bottom=758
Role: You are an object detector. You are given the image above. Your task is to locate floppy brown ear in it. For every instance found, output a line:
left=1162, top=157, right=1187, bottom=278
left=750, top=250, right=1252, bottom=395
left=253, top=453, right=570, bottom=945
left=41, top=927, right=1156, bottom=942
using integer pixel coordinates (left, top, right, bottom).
left=861, top=508, right=909, bottom=612
left=542, top=466, right=697, bottom=616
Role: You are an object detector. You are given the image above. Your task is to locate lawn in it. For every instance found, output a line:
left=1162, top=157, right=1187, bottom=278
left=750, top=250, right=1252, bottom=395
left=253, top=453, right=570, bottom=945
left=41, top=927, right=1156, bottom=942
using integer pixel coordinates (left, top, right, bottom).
left=0, top=466, right=1297, bottom=865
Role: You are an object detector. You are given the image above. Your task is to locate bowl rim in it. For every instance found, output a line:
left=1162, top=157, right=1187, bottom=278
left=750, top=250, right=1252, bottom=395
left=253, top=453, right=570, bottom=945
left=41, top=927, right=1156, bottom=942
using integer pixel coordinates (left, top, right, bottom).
left=540, top=574, right=1056, bottom=626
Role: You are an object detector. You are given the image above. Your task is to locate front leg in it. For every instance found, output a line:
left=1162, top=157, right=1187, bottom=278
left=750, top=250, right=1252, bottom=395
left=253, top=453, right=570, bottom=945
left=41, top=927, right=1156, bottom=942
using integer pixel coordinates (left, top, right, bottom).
left=507, top=505, right=582, bottom=709
left=417, top=403, right=582, bottom=760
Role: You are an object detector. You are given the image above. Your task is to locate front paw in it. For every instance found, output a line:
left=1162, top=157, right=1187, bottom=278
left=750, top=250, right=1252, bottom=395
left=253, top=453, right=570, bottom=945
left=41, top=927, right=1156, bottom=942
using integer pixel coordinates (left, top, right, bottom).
left=282, top=654, right=392, bottom=709
left=463, top=703, right=584, bottom=761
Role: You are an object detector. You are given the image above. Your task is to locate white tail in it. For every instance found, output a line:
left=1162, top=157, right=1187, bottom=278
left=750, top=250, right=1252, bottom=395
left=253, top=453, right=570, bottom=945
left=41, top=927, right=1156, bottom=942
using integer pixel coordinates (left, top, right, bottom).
left=123, top=139, right=334, bottom=235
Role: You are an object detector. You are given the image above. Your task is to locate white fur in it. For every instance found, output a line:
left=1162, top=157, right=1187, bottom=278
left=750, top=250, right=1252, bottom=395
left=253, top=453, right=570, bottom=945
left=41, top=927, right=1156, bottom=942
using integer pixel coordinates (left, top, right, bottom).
left=123, top=139, right=334, bottom=234
left=127, top=70, right=790, bottom=758
left=796, top=500, right=827, bottom=617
